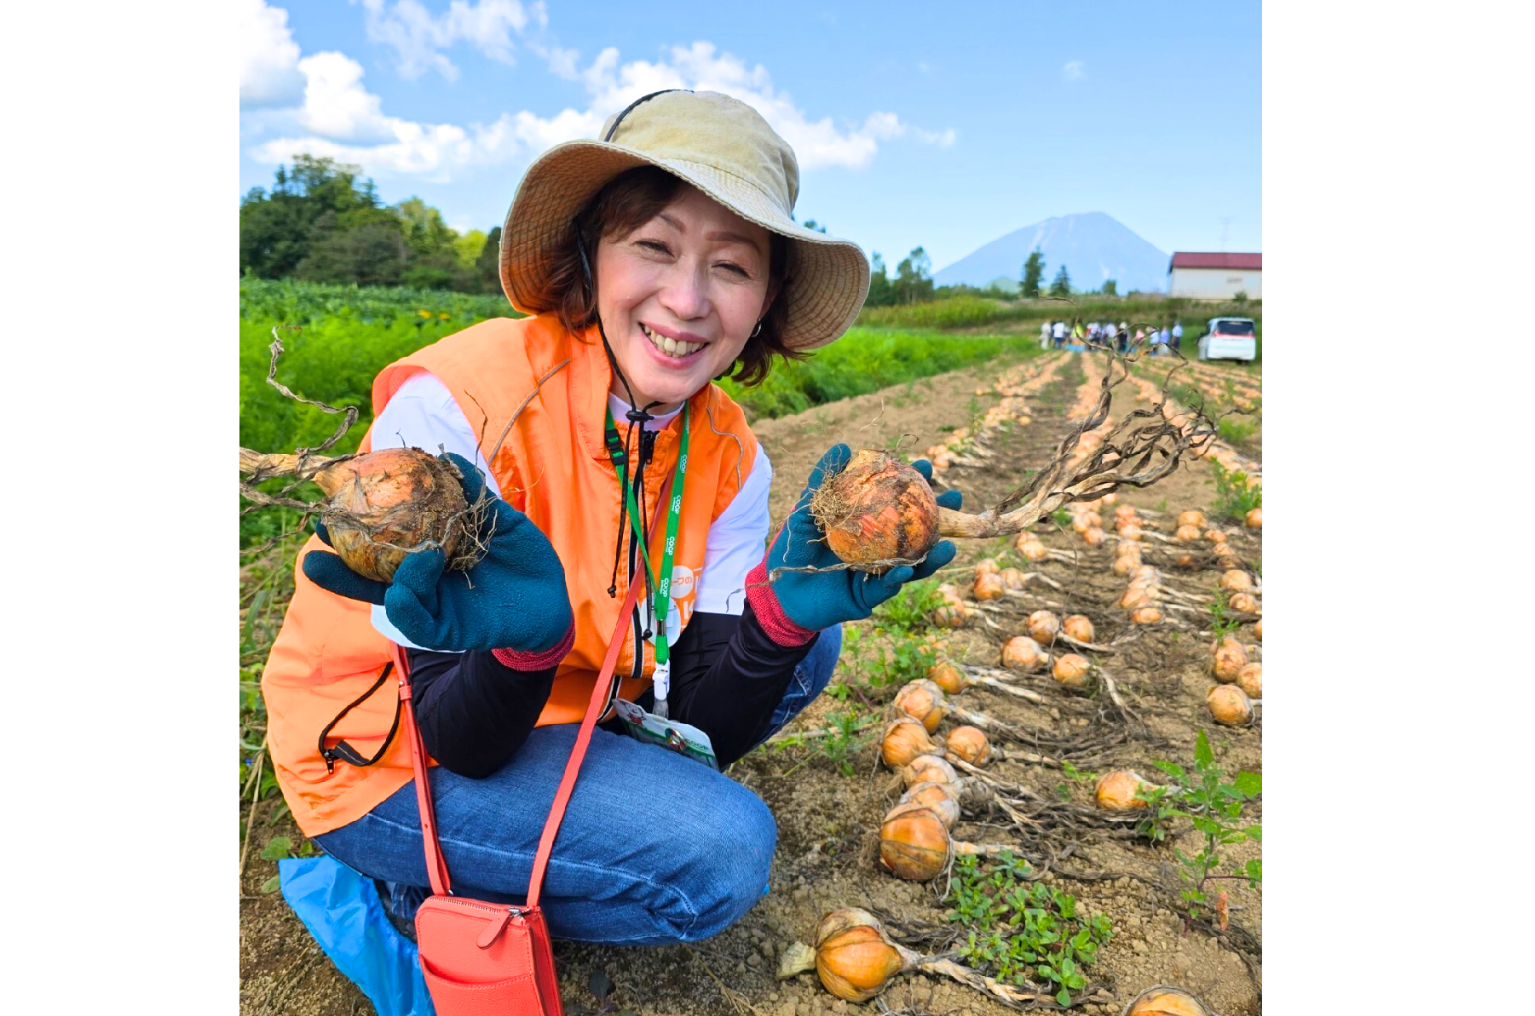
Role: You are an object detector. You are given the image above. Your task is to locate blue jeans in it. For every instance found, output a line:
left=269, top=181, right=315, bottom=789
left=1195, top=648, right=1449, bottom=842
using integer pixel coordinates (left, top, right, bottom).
left=315, top=625, right=841, bottom=946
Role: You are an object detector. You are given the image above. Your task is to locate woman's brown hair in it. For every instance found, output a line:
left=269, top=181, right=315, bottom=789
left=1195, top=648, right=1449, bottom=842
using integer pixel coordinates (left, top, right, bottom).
left=538, top=166, right=804, bottom=386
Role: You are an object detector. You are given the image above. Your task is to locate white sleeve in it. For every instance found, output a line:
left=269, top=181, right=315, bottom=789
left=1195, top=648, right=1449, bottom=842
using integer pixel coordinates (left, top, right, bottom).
left=364, top=371, right=496, bottom=649
left=692, top=447, right=774, bottom=617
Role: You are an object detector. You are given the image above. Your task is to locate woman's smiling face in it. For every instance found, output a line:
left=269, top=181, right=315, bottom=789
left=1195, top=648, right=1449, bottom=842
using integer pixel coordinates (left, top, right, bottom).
left=595, top=184, right=778, bottom=413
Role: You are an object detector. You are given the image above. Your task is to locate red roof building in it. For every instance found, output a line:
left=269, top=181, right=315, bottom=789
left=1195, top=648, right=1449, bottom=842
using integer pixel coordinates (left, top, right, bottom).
left=1167, top=252, right=1262, bottom=299
left=1169, top=252, right=1262, bottom=271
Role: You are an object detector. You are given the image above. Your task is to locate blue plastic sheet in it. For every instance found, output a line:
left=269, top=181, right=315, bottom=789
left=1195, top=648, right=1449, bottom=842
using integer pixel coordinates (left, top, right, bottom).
left=279, top=855, right=434, bottom=1016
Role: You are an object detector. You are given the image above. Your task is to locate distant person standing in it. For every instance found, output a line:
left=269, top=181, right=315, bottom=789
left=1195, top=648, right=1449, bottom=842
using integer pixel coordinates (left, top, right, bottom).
left=1157, top=325, right=1171, bottom=355
left=1171, top=319, right=1183, bottom=352
left=1040, top=321, right=1051, bottom=349
left=1053, top=319, right=1066, bottom=348
left=1117, top=322, right=1129, bottom=354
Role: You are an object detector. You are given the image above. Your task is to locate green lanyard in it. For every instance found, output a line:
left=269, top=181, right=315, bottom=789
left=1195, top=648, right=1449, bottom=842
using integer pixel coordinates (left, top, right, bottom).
left=603, top=403, right=689, bottom=711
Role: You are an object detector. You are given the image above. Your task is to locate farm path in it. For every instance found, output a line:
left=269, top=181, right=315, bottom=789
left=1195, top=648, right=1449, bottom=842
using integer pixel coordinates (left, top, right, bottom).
left=239, top=349, right=1264, bottom=1016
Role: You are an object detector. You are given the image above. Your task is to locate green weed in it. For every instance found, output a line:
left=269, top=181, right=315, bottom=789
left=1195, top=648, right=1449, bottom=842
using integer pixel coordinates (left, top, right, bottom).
left=1210, top=461, right=1262, bottom=522
left=946, top=852, right=1113, bottom=1006
left=1143, top=731, right=1262, bottom=926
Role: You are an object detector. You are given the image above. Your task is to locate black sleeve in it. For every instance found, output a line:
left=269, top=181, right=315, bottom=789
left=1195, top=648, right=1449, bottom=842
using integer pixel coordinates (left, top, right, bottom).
left=663, top=604, right=819, bottom=768
left=405, top=648, right=558, bottom=779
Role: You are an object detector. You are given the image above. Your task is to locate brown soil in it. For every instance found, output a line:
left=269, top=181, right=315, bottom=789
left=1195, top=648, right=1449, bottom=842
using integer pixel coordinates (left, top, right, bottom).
left=240, top=350, right=1262, bottom=1016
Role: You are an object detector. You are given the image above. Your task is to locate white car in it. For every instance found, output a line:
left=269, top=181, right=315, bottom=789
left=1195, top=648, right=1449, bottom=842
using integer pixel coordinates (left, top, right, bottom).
left=1197, top=317, right=1257, bottom=362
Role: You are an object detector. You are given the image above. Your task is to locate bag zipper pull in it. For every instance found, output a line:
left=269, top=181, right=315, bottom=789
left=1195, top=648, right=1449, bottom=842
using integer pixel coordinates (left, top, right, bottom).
left=477, top=905, right=521, bottom=948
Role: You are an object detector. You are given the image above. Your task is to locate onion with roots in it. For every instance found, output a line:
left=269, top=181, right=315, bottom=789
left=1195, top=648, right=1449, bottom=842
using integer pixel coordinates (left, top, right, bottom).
left=1121, top=985, right=1215, bottom=1016
left=1207, top=684, right=1254, bottom=725
left=810, top=450, right=942, bottom=572
left=239, top=447, right=474, bottom=582
left=1095, top=769, right=1152, bottom=810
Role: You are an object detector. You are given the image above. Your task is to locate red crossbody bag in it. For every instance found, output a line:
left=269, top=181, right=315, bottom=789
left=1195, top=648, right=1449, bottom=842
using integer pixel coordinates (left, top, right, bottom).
left=390, top=477, right=671, bottom=1015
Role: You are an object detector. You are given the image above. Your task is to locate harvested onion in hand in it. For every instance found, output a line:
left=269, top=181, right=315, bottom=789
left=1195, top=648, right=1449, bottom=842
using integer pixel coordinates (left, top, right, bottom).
left=810, top=450, right=940, bottom=572
left=239, top=447, right=473, bottom=583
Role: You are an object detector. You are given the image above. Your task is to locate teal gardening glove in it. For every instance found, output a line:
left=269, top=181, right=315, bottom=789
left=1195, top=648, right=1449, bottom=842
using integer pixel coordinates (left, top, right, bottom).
left=756, top=444, right=961, bottom=634
left=302, top=452, right=573, bottom=654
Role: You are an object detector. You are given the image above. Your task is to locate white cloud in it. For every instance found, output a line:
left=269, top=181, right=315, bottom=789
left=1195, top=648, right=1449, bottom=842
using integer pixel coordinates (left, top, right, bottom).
left=243, top=12, right=954, bottom=185
left=240, top=0, right=305, bottom=108
left=1063, top=60, right=1086, bottom=82
left=355, top=0, right=536, bottom=81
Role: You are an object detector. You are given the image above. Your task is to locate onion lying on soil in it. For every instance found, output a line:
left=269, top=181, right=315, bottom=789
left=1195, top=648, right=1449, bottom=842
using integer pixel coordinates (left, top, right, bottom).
left=1026, top=610, right=1061, bottom=643
left=1120, top=985, right=1215, bottom=1016
left=879, top=804, right=1015, bottom=881
left=1207, top=684, right=1254, bottom=725
left=899, top=781, right=963, bottom=829
left=1177, top=510, right=1207, bottom=529
left=1237, top=662, right=1263, bottom=699
left=1095, top=769, right=1152, bottom=810
left=239, top=447, right=473, bottom=582
left=1219, top=569, right=1254, bottom=592
left=892, top=680, right=947, bottom=733
left=1052, top=653, right=1094, bottom=690
left=1129, top=606, right=1163, bottom=625
left=1245, top=507, right=1263, bottom=529
left=973, top=572, right=1005, bottom=601
left=1211, top=638, right=1249, bottom=682
left=944, top=725, right=992, bottom=766
left=1228, top=591, right=1259, bottom=614
left=1063, top=614, right=1095, bottom=642
left=1001, top=636, right=1051, bottom=671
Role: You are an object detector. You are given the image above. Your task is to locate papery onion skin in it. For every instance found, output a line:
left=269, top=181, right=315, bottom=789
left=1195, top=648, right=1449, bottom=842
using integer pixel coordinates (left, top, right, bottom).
left=1063, top=614, right=1095, bottom=642
left=879, top=804, right=953, bottom=881
left=1095, top=769, right=1150, bottom=810
left=1207, top=684, right=1254, bottom=725
left=303, top=448, right=471, bottom=583
left=814, top=914, right=906, bottom=1003
left=901, top=754, right=958, bottom=788
left=927, top=661, right=966, bottom=696
left=893, top=680, right=947, bottom=733
left=1123, top=985, right=1215, bottom=1016
left=900, top=781, right=963, bottom=829
left=1001, top=636, right=1049, bottom=671
left=881, top=717, right=940, bottom=768
left=1052, top=653, right=1093, bottom=690
left=1026, top=610, right=1061, bottom=643
left=1236, top=662, right=1263, bottom=699
left=945, top=725, right=991, bottom=766
left=810, top=450, right=941, bottom=571
left=1212, top=638, right=1249, bottom=682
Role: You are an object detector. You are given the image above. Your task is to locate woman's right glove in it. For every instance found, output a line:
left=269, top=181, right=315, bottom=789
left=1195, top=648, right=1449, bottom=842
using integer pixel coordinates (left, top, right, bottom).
left=746, top=444, right=959, bottom=643
left=302, top=452, right=574, bottom=656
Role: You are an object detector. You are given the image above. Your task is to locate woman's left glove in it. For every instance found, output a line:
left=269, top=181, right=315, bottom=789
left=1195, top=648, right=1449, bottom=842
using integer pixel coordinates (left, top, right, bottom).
left=302, top=452, right=573, bottom=655
left=746, top=443, right=961, bottom=642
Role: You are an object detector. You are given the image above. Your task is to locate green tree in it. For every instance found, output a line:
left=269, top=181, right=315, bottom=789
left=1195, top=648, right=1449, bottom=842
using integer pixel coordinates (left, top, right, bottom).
left=1021, top=248, right=1045, bottom=298
left=474, top=226, right=503, bottom=295
left=866, top=251, right=895, bottom=307
left=241, top=155, right=386, bottom=279
left=1102, top=278, right=1118, bottom=297
left=894, top=246, right=934, bottom=304
left=802, top=219, right=829, bottom=234
left=1048, top=264, right=1072, bottom=297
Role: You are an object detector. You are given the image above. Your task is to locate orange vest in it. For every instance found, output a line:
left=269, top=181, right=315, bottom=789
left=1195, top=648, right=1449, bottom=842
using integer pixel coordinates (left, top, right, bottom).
left=260, top=314, right=760, bottom=836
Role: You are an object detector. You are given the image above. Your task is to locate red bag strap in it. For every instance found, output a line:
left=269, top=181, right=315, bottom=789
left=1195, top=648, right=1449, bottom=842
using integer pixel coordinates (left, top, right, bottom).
left=395, top=474, right=675, bottom=904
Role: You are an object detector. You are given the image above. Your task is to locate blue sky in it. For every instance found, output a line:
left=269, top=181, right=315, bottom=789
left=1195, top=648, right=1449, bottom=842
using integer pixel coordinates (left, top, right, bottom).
left=239, top=0, right=1260, bottom=275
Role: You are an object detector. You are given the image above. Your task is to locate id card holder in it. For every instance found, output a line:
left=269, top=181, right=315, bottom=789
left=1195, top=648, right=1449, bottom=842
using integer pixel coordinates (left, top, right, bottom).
left=612, top=699, right=719, bottom=770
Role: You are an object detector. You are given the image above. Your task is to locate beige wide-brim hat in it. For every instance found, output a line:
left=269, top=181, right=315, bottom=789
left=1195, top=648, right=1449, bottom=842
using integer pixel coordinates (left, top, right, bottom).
left=500, top=89, right=870, bottom=352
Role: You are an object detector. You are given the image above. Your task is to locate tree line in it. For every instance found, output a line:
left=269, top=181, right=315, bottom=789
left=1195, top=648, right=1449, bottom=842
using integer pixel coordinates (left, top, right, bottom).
left=240, top=156, right=502, bottom=294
